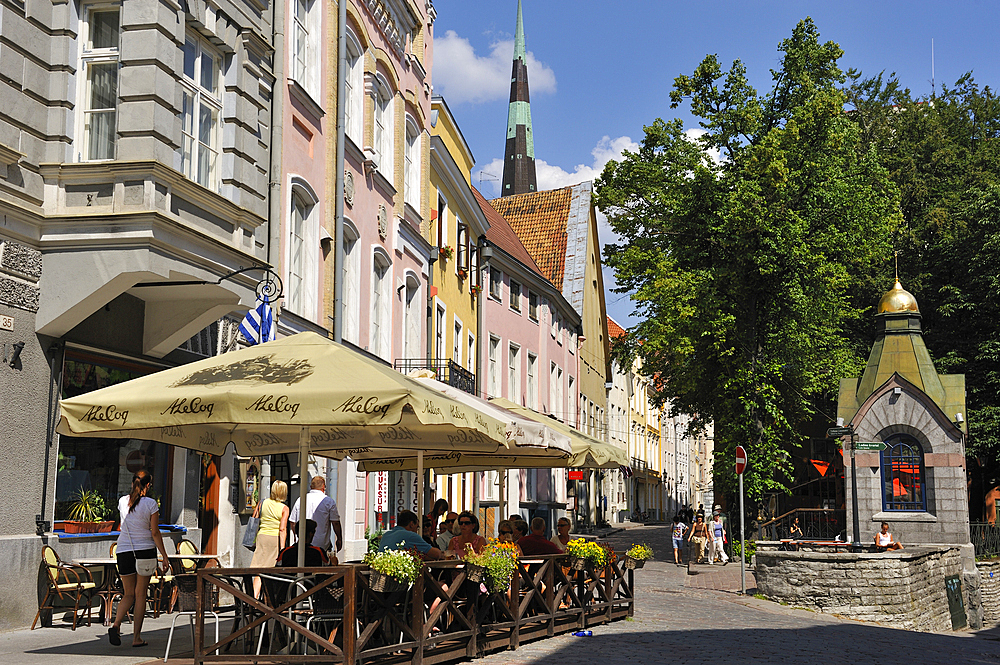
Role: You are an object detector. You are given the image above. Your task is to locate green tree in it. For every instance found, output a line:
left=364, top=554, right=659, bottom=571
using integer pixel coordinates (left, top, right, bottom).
left=596, top=19, right=900, bottom=504
left=846, top=72, right=1000, bottom=498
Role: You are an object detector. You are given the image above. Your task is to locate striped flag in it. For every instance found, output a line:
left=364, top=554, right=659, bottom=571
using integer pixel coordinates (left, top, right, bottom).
left=238, top=298, right=275, bottom=346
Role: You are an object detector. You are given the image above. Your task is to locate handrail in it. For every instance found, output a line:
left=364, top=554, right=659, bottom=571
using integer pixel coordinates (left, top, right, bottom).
left=193, top=556, right=634, bottom=664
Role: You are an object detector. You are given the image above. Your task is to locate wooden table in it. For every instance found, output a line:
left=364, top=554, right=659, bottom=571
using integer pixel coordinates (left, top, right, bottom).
left=73, top=557, right=119, bottom=625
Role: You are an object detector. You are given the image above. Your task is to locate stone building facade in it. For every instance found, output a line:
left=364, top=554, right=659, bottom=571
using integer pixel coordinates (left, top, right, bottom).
left=0, top=0, right=273, bottom=630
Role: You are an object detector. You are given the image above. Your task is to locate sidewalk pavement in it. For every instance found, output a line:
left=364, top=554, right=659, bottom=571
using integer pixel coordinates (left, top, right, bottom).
left=0, top=611, right=208, bottom=665
left=685, top=560, right=757, bottom=593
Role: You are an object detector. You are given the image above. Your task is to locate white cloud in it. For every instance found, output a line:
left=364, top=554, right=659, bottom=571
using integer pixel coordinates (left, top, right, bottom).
left=684, top=127, right=723, bottom=164
left=433, top=30, right=557, bottom=105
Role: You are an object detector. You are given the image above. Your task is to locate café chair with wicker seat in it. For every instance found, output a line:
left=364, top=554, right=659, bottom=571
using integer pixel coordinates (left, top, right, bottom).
left=164, top=574, right=219, bottom=662
left=31, top=545, right=96, bottom=630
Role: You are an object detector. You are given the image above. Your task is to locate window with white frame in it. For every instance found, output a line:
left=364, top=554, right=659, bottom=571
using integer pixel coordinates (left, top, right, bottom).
left=436, top=193, right=448, bottom=248
left=292, top=0, right=320, bottom=98
left=403, top=274, right=421, bottom=359
left=373, top=77, right=394, bottom=177
left=490, top=267, right=502, bottom=300
left=79, top=6, right=120, bottom=161
left=508, top=344, right=520, bottom=401
left=550, top=362, right=559, bottom=415
left=371, top=251, right=391, bottom=358
left=342, top=221, right=361, bottom=344
left=345, top=31, right=364, bottom=144
left=509, top=279, right=521, bottom=312
left=435, top=305, right=445, bottom=358
left=287, top=185, right=318, bottom=316
left=467, top=333, right=475, bottom=372
left=453, top=320, right=462, bottom=365
left=179, top=35, right=222, bottom=190
left=526, top=352, right=537, bottom=409
left=528, top=292, right=538, bottom=321
left=456, top=222, right=469, bottom=272
left=568, top=376, right=575, bottom=427
left=404, top=117, right=420, bottom=208
left=488, top=336, right=500, bottom=398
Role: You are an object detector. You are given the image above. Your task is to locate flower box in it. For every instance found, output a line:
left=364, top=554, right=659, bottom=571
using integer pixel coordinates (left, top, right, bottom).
left=622, top=555, right=645, bottom=570
left=567, top=555, right=588, bottom=571
left=369, top=570, right=407, bottom=593
left=62, top=520, right=115, bottom=534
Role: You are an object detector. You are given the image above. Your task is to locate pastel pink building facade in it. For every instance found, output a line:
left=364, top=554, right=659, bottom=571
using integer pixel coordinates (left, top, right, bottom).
left=476, top=190, right=580, bottom=526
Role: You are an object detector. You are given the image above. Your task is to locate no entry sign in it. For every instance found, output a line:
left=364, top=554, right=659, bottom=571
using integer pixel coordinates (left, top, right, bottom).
left=735, top=445, right=748, bottom=475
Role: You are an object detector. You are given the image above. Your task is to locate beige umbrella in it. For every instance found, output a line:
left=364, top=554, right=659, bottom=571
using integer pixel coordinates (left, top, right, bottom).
left=56, top=331, right=512, bottom=562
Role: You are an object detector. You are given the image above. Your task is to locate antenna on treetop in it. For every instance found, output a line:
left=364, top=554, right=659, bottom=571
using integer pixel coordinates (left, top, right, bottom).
left=931, top=38, right=935, bottom=97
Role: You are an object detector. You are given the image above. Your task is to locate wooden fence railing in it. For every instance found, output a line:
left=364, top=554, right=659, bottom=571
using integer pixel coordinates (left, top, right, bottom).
left=191, top=554, right=634, bottom=664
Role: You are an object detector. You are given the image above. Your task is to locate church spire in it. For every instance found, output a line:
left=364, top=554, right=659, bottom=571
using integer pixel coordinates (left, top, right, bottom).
left=501, top=0, right=536, bottom=197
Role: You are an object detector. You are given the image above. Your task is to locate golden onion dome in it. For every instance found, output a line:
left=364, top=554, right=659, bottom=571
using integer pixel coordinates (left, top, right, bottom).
left=877, top=280, right=919, bottom=314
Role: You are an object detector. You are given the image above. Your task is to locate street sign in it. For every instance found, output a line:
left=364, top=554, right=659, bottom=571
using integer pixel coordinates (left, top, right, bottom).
left=735, top=445, right=747, bottom=475
left=827, top=426, right=853, bottom=437
left=568, top=470, right=584, bottom=481
left=853, top=441, right=887, bottom=451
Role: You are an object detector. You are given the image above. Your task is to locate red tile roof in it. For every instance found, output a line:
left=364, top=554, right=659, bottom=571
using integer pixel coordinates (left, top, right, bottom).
left=473, top=187, right=544, bottom=276
left=607, top=317, right=626, bottom=340
left=488, top=187, right=573, bottom=291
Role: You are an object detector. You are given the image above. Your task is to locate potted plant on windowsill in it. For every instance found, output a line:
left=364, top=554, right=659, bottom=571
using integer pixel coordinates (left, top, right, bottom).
left=364, top=545, right=421, bottom=593
left=63, top=489, right=115, bottom=534
left=622, top=543, right=653, bottom=569
left=439, top=245, right=454, bottom=261
left=470, top=284, right=482, bottom=297
left=457, top=267, right=468, bottom=279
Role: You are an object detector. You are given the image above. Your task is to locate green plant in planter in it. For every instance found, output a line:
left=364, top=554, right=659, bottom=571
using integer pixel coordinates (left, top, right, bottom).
left=463, top=540, right=519, bottom=593
left=67, top=489, right=109, bottom=522
left=565, top=538, right=609, bottom=566
left=363, top=546, right=421, bottom=586
left=364, top=527, right=384, bottom=555
left=625, top=544, right=654, bottom=560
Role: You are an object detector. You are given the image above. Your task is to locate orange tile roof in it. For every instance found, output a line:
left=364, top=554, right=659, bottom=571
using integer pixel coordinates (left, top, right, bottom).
left=488, top=187, right=573, bottom=291
left=473, top=187, right=544, bottom=276
left=607, top=317, right=626, bottom=340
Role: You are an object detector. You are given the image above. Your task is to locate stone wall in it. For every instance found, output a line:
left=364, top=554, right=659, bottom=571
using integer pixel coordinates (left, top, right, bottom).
left=979, top=560, right=1000, bottom=627
left=755, top=546, right=971, bottom=632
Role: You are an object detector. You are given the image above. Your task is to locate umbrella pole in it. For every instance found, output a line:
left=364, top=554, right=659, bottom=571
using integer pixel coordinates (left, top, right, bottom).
left=297, top=427, right=310, bottom=568
left=417, top=451, right=424, bottom=528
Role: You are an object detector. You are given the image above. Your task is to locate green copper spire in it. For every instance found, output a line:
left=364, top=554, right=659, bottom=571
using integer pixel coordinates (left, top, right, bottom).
left=513, top=0, right=526, bottom=62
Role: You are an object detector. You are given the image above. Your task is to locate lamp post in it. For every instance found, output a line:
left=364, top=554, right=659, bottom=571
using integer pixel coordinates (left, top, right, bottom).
left=828, top=422, right=861, bottom=549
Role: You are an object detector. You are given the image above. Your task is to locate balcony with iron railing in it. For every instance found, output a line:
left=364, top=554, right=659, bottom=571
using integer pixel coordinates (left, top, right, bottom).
left=393, top=358, right=477, bottom=395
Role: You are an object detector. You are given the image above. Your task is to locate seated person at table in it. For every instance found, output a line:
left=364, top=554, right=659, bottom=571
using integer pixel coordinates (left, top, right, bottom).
left=512, top=520, right=529, bottom=542
left=379, top=510, right=448, bottom=560
left=447, top=511, right=488, bottom=555
left=436, top=512, right=459, bottom=550
left=518, top=517, right=563, bottom=556
left=277, top=520, right=329, bottom=567
left=422, top=516, right=438, bottom=547
left=874, top=522, right=903, bottom=551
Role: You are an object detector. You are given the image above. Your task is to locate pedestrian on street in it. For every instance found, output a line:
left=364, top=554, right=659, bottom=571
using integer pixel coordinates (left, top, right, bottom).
left=671, top=515, right=688, bottom=565
left=108, top=469, right=172, bottom=648
left=249, top=480, right=289, bottom=598
left=289, top=476, right=343, bottom=559
left=688, top=514, right=709, bottom=563
left=708, top=513, right=729, bottom=565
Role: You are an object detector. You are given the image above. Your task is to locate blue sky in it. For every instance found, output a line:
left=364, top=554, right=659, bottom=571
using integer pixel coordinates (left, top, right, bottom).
left=430, top=0, right=1000, bottom=327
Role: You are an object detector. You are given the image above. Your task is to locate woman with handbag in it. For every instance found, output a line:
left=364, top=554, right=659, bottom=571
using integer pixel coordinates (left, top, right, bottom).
left=108, top=469, right=171, bottom=648
left=249, top=480, right=289, bottom=598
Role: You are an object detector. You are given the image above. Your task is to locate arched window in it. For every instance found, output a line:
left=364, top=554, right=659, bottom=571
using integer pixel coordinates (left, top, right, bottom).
left=287, top=178, right=319, bottom=317
left=404, top=116, right=420, bottom=208
left=373, top=76, right=394, bottom=179
left=371, top=249, right=391, bottom=359
left=880, top=434, right=927, bottom=511
left=344, top=31, right=364, bottom=144
left=342, top=219, right=360, bottom=344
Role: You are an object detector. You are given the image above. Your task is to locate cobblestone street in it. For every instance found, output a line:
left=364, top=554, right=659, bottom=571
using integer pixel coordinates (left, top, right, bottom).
left=475, top=524, right=1000, bottom=665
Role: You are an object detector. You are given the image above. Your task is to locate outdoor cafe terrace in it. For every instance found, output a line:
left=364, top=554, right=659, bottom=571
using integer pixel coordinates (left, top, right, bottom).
left=162, top=553, right=635, bottom=665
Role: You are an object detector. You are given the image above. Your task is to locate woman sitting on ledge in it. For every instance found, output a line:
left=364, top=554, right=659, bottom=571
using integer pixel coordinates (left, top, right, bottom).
left=874, top=522, right=903, bottom=551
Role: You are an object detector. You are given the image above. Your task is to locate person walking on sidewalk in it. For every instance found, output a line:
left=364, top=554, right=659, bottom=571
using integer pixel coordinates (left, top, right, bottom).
left=688, top=515, right=709, bottom=563
left=671, top=515, right=688, bottom=565
left=708, top=513, right=729, bottom=565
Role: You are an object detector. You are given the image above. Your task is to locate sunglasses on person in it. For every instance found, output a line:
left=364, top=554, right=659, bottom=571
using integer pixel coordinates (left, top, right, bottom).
left=443, top=518, right=455, bottom=524
left=458, top=520, right=473, bottom=525
left=558, top=522, right=570, bottom=527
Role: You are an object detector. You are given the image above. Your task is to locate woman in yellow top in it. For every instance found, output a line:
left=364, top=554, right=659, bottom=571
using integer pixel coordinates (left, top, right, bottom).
left=250, top=480, right=289, bottom=598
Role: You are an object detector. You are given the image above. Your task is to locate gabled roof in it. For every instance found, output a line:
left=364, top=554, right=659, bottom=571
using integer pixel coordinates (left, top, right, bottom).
left=607, top=317, right=626, bottom=340
left=489, top=182, right=595, bottom=318
left=473, top=186, right=543, bottom=275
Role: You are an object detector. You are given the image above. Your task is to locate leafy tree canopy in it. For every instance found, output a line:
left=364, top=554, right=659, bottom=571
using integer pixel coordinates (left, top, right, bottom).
left=596, top=19, right=900, bottom=501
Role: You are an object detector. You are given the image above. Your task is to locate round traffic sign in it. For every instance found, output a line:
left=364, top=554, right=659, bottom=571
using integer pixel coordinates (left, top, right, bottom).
left=735, top=445, right=747, bottom=475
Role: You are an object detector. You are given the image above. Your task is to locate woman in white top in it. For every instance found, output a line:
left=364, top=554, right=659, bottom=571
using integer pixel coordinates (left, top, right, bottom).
left=108, top=469, right=171, bottom=648
left=550, top=517, right=571, bottom=552
left=874, top=522, right=903, bottom=551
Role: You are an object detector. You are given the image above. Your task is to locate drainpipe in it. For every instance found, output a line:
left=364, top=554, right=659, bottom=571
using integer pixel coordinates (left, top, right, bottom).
left=333, top=0, right=346, bottom=343
left=267, top=0, right=285, bottom=270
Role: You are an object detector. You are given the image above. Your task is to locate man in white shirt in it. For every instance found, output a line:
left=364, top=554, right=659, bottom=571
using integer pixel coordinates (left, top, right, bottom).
left=289, top=476, right=343, bottom=554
